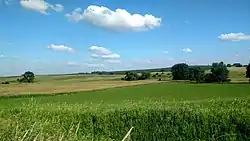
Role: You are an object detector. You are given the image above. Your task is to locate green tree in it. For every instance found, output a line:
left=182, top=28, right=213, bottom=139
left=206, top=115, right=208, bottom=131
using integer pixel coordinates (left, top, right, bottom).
left=246, top=63, right=250, bottom=82
left=171, top=63, right=189, bottom=80
left=233, top=63, right=242, bottom=67
left=188, top=67, right=205, bottom=83
left=227, top=64, right=232, bottom=67
left=124, top=72, right=139, bottom=81
left=210, top=62, right=230, bottom=82
left=204, top=73, right=216, bottom=83
left=139, top=72, right=151, bottom=80
left=19, top=71, right=35, bottom=83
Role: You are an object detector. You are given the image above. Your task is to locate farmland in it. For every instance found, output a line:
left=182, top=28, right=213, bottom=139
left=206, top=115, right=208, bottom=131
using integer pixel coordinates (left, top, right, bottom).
left=0, top=67, right=250, bottom=140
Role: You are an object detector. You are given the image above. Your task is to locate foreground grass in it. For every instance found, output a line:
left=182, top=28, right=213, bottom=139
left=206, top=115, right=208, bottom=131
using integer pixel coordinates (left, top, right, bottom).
left=0, top=99, right=249, bottom=141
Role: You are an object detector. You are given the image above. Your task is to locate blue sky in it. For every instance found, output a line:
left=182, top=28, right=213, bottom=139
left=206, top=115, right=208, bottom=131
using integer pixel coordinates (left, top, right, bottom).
left=0, top=0, right=250, bottom=76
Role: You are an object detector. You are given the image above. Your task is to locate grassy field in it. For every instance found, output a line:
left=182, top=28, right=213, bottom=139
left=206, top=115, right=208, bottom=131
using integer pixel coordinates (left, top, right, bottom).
left=0, top=67, right=247, bottom=96
left=1, top=83, right=250, bottom=108
left=0, top=67, right=249, bottom=140
left=0, top=83, right=249, bottom=140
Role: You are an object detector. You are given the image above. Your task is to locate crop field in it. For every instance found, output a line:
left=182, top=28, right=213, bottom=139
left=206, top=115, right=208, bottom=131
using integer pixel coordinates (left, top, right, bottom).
left=0, top=67, right=249, bottom=141
left=0, top=82, right=250, bottom=140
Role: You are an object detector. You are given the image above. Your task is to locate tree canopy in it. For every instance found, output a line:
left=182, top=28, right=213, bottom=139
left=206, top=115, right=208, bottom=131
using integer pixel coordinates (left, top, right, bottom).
left=188, top=67, right=205, bottom=83
left=124, top=72, right=139, bottom=81
left=19, top=71, right=35, bottom=83
left=171, top=63, right=189, bottom=80
left=209, top=62, right=230, bottom=82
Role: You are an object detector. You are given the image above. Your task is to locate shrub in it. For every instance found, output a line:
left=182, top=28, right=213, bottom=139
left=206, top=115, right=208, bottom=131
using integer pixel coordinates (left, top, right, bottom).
left=1, top=81, right=10, bottom=84
left=139, top=72, right=151, bottom=80
left=123, top=72, right=139, bottom=81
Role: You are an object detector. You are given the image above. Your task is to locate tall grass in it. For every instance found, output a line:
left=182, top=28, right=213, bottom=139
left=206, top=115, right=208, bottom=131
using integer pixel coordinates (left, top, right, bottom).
left=0, top=99, right=249, bottom=141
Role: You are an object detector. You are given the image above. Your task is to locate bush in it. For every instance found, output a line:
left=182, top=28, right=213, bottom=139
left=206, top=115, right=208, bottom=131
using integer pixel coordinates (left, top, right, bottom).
left=171, top=63, right=189, bottom=80
left=158, top=78, right=162, bottom=81
left=1, top=81, right=10, bottom=84
left=139, top=72, right=151, bottom=80
left=227, top=64, right=232, bottom=67
left=123, top=72, right=139, bottom=81
left=155, top=73, right=159, bottom=75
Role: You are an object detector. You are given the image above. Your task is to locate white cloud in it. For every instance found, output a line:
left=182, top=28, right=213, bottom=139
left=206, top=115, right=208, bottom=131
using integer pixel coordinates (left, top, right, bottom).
left=91, top=54, right=99, bottom=58
left=89, top=46, right=120, bottom=59
left=101, top=54, right=120, bottom=59
left=182, top=48, right=192, bottom=53
left=50, top=4, right=64, bottom=12
left=105, top=60, right=121, bottom=64
left=65, top=5, right=161, bottom=31
left=218, top=33, right=250, bottom=41
left=84, top=63, right=104, bottom=68
left=20, top=0, right=64, bottom=14
left=48, top=44, right=75, bottom=53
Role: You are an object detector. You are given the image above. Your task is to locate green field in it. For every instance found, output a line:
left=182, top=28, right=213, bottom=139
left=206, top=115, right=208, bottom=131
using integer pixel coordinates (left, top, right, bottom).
left=0, top=67, right=250, bottom=140
left=0, top=82, right=250, bottom=140
left=1, top=83, right=250, bottom=108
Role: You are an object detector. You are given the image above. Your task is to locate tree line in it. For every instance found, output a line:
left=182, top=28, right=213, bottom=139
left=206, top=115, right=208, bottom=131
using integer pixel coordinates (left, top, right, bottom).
left=1, top=62, right=250, bottom=84
left=122, top=62, right=250, bottom=83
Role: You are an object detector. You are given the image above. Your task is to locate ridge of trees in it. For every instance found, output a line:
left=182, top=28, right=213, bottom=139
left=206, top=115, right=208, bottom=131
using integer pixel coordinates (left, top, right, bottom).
left=171, top=62, right=230, bottom=83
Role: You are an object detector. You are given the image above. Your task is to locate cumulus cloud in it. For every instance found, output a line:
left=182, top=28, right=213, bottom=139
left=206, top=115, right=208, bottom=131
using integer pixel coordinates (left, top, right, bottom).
left=48, top=44, right=75, bottom=53
left=65, top=5, right=161, bottom=31
left=89, top=46, right=120, bottom=59
left=20, top=0, right=64, bottom=14
left=182, top=48, right=192, bottom=53
left=218, top=33, right=250, bottom=41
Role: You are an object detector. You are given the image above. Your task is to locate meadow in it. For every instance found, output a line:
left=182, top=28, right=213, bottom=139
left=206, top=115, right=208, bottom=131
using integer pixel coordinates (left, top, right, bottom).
left=0, top=67, right=249, bottom=140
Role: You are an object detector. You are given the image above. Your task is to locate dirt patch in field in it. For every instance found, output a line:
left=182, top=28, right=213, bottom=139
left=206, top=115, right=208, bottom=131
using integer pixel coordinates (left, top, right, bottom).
left=0, top=80, right=160, bottom=96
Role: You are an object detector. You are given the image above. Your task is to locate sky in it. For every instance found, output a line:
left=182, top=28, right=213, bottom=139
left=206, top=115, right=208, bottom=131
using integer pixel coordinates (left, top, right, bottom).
left=0, top=0, right=250, bottom=76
